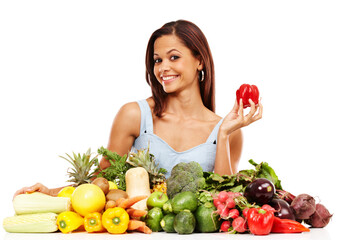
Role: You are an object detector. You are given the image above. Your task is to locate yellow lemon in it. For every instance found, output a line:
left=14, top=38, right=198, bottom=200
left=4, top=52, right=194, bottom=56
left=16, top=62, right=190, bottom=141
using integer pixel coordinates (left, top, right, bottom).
left=57, top=186, right=75, bottom=198
left=108, top=181, right=118, bottom=190
left=71, top=184, right=106, bottom=217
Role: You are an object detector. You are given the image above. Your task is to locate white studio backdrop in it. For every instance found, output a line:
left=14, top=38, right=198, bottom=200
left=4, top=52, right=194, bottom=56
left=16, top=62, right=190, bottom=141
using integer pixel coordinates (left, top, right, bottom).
left=1, top=0, right=358, bottom=237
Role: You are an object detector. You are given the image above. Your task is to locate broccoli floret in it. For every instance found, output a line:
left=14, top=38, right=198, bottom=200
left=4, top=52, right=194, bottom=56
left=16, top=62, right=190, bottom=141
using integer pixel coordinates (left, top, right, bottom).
left=166, top=161, right=205, bottom=199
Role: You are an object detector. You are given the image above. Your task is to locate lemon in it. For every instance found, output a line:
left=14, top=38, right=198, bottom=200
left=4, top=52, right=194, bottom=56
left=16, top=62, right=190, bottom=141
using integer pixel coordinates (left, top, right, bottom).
left=57, top=186, right=75, bottom=198
left=71, top=184, right=106, bottom=216
left=108, top=181, right=118, bottom=190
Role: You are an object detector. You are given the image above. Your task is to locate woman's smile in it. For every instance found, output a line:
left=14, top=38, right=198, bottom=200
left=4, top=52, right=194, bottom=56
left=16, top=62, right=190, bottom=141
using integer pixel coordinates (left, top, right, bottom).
left=161, top=74, right=179, bottom=83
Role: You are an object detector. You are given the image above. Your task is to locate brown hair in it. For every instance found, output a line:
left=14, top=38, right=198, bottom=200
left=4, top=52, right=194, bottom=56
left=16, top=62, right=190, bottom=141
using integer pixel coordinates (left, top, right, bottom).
left=145, top=20, right=215, bottom=117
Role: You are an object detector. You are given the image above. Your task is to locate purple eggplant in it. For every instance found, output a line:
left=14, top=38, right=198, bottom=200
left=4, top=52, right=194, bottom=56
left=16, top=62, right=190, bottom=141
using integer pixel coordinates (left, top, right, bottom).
left=244, top=178, right=275, bottom=204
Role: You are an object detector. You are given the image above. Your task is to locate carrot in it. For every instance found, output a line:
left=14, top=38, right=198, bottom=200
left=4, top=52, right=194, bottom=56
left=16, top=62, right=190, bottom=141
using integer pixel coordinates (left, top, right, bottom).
left=118, top=195, right=148, bottom=209
left=136, top=224, right=152, bottom=234
left=115, top=198, right=126, bottom=208
left=126, top=208, right=148, bottom=218
left=127, top=220, right=146, bottom=231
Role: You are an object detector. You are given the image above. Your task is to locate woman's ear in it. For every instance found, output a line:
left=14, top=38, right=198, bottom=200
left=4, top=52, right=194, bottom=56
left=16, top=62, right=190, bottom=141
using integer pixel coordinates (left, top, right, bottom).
left=197, top=58, right=204, bottom=71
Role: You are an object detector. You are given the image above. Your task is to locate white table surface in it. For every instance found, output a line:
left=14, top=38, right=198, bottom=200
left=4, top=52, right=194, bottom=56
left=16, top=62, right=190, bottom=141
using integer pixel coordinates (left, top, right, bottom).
left=0, top=224, right=345, bottom=240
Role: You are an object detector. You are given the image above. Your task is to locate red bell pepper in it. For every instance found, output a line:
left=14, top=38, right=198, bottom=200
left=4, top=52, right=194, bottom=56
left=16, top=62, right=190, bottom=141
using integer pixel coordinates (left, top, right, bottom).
left=247, top=206, right=274, bottom=235
left=271, top=217, right=310, bottom=233
left=236, top=84, right=260, bottom=108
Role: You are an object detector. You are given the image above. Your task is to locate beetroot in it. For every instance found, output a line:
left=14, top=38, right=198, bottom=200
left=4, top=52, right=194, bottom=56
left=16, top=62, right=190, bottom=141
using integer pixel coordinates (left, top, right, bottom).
left=290, top=194, right=316, bottom=219
left=305, top=203, right=333, bottom=228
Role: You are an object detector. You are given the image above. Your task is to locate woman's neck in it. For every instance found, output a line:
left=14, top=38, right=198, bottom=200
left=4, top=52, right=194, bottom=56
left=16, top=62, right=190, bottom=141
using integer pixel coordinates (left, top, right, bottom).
left=165, top=89, right=206, bottom=119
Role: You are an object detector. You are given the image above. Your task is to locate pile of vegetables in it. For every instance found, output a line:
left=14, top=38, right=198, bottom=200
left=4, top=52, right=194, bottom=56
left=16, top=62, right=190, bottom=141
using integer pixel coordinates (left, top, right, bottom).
left=3, top=146, right=333, bottom=236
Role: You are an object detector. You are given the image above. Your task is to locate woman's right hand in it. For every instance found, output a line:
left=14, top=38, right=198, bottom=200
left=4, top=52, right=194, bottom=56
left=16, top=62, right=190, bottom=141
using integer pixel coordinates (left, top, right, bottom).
left=220, top=98, right=263, bottom=136
left=13, top=183, right=51, bottom=199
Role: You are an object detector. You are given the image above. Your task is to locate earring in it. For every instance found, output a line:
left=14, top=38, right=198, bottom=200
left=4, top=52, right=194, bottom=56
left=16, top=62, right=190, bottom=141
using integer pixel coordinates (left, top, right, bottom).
left=200, top=70, right=205, bottom=82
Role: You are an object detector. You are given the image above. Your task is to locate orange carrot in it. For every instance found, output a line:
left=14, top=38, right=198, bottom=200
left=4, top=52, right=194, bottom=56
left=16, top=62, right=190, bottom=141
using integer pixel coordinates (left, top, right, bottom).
left=126, top=208, right=148, bottom=218
left=136, top=224, right=152, bottom=234
left=127, top=220, right=146, bottom=231
left=115, top=198, right=126, bottom=208
left=118, top=195, right=148, bottom=209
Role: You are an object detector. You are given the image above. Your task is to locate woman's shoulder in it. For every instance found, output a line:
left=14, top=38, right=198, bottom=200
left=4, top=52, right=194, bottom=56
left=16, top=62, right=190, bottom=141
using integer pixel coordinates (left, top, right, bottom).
left=111, top=100, right=144, bottom=136
left=117, top=101, right=141, bottom=118
left=114, top=97, right=154, bottom=123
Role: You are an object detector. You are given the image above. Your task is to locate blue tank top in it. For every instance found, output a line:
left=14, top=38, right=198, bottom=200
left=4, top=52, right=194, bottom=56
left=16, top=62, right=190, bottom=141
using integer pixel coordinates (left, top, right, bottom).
left=132, top=99, right=223, bottom=178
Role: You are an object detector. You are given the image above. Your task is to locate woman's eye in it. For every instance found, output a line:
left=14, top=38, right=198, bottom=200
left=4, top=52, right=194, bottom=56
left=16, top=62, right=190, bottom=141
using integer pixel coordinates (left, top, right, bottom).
left=170, top=55, right=179, bottom=61
left=154, top=58, right=162, bottom=64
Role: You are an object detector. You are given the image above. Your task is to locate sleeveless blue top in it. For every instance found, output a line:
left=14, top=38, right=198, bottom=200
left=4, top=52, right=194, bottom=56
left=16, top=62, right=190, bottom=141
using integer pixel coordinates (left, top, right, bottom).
left=132, top=99, right=223, bottom=178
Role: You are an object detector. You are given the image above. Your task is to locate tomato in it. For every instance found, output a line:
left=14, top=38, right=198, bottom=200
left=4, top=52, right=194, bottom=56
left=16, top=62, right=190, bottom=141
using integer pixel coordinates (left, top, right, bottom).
left=71, top=184, right=106, bottom=216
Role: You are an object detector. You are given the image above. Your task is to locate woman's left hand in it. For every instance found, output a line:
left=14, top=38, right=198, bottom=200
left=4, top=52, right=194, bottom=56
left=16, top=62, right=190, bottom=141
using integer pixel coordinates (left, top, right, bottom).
left=220, top=98, right=263, bottom=136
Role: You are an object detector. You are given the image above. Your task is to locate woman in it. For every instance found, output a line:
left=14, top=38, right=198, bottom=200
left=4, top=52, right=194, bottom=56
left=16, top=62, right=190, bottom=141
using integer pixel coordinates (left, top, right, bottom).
left=14, top=20, right=262, bottom=197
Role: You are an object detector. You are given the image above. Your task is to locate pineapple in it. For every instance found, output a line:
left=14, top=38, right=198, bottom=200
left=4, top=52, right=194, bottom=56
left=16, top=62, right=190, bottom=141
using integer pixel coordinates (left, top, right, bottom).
left=60, top=148, right=98, bottom=186
left=127, top=147, right=167, bottom=193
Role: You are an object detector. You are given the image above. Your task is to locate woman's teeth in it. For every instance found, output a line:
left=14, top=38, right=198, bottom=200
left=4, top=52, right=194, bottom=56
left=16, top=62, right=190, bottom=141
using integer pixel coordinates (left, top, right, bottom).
left=162, top=75, right=177, bottom=81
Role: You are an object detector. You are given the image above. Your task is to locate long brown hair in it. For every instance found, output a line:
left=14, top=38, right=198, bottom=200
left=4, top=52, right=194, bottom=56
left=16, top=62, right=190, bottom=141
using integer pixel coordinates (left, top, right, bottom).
left=145, top=20, right=215, bottom=117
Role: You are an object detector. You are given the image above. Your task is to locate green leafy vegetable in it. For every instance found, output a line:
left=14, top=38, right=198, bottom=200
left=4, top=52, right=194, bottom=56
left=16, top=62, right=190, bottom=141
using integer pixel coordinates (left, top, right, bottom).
left=94, top=147, right=132, bottom=190
left=249, top=159, right=282, bottom=190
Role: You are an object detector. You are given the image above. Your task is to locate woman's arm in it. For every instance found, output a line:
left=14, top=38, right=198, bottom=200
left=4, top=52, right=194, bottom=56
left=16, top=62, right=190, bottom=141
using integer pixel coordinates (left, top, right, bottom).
left=214, top=99, right=262, bottom=175
left=99, top=101, right=141, bottom=170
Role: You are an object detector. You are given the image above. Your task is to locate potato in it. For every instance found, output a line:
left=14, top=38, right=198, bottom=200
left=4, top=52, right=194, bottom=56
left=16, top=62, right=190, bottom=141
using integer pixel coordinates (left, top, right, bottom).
left=106, top=189, right=128, bottom=202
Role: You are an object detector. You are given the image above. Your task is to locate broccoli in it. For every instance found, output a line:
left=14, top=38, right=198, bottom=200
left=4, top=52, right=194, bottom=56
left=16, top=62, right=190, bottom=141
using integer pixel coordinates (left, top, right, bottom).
left=166, top=161, right=205, bottom=199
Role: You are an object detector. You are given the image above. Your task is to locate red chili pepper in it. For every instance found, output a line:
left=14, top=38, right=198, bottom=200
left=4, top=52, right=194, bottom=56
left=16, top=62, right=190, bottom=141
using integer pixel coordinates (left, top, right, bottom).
left=247, top=207, right=274, bottom=235
left=236, top=84, right=260, bottom=108
left=271, top=217, right=310, bottom=233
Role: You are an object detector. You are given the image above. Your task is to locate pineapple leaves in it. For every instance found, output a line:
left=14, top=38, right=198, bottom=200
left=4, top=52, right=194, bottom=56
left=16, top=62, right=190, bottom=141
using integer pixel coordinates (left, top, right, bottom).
left=59, top=148, right=98, bottom=186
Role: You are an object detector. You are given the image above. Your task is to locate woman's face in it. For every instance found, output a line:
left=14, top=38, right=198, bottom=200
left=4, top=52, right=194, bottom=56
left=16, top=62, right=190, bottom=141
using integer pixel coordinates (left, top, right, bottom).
left=153, top=34, right=202, bottom=94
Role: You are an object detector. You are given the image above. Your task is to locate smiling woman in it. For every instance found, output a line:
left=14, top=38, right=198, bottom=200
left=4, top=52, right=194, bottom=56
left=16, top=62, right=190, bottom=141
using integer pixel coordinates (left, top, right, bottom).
left=13, top=19, right=262, bottom=197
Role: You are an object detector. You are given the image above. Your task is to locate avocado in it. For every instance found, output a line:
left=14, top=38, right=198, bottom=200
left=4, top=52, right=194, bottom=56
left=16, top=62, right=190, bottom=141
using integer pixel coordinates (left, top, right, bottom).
left=171, top=191, right=198, bottom=214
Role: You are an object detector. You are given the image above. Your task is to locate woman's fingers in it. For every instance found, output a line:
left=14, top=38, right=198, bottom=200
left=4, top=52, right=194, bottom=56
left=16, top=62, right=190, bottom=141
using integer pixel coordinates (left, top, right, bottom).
left=242, top=99, right=262, bottom=125
left=13, top=183, right=49, bottom=199
left=252, top=99, right=263, bottom=122
left=238, top=98, right=244, bottom=119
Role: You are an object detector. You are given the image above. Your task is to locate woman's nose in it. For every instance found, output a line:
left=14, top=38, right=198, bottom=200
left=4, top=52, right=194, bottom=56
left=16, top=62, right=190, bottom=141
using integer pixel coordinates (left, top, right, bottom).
left=159, top=59, right=170, bottom=73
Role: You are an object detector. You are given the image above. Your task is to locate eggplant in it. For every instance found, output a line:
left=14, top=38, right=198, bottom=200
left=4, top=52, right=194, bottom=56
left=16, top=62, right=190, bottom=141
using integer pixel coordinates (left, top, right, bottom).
left=244, top=178, right=275, bottom=204
left=269, top=198, right=296, bottom=220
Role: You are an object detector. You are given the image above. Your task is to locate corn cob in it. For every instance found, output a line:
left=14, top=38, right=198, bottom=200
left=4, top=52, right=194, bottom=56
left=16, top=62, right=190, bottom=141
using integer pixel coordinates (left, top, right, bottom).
left=3, top=213, right=58, bottom=233
left=13, top=192, right=71, bottom=215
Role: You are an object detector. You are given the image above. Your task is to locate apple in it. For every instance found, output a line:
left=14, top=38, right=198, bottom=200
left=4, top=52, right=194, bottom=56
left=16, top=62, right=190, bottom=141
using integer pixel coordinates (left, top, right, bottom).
left=147, top=191, right=169, bottom=209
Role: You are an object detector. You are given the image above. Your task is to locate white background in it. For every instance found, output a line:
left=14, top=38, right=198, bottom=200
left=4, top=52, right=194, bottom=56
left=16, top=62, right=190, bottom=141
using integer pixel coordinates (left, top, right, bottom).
left=1, top=0, right=358, bottom=239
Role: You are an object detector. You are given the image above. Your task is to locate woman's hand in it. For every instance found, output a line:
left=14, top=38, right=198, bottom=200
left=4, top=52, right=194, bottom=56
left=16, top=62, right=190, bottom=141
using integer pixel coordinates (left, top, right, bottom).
left=221, top=98, right=263, bottom=136
left=13, top=183, right=52, bottom=199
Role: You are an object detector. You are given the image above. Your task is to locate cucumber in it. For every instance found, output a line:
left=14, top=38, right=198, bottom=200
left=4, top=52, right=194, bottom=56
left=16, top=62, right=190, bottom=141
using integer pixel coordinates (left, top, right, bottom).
left=194, top=202, right=220, bottom=233
left=160, top=213, right=176, bottom=233
left=172, top=191, right=198, bottom=214
left=173, top=210, right=196, bottom=234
